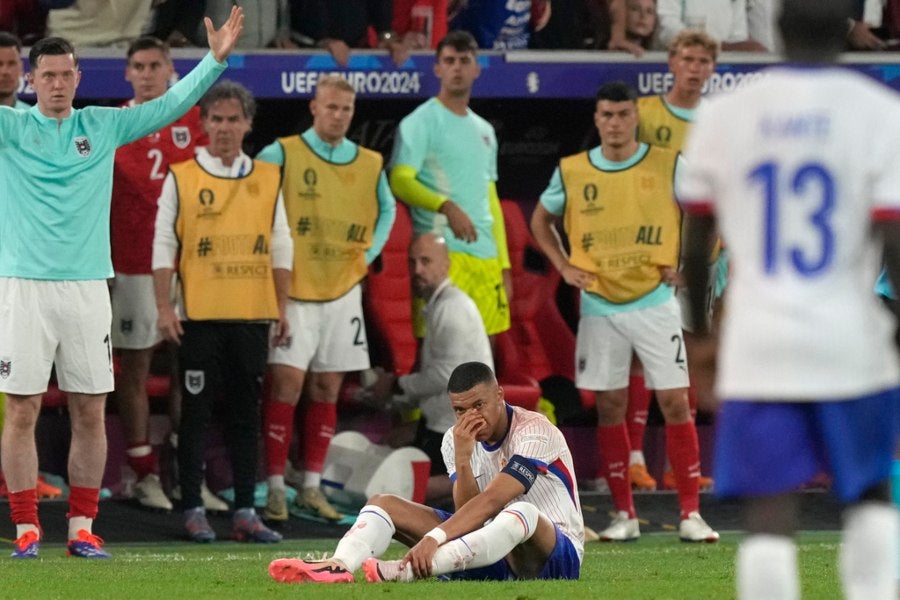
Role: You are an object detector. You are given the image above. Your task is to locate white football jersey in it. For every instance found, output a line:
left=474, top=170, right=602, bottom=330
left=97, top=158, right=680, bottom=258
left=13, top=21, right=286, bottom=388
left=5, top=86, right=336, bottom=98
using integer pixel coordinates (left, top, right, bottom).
left=442, top=404, right=585, bottom=561
left=679, top=66, right=900, bottom=400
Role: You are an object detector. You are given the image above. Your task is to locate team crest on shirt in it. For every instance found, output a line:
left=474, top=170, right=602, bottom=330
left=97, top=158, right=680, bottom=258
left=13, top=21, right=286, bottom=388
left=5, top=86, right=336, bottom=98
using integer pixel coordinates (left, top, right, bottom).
left=120, top=319, right=133, bottom=334
left=171, top=126, right=191, bottom=149
left=0, top=359, right=10, bottom=379
left=74, top=136, right=91, bottom=157
left=185, top=370, right=205, bottom=395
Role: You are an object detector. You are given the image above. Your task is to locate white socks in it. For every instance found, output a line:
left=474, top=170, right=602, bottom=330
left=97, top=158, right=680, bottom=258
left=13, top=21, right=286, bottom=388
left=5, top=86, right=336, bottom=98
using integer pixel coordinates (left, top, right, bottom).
left=267, top=475, right=285, bottom=491
left=629, top=450, right=646, bottom=466
left=68, top=516, right=93, bottom=541
left=840, top=502, right=898, bottom=600
left=737, top=535, right=799, bottom=600
left=333, top=504, right=396, bottom=571
left=302, top=471, right=321, bottom=489
left=429, top=501, right=539, bottom=577
left=16, top=524, right=40, bottom=539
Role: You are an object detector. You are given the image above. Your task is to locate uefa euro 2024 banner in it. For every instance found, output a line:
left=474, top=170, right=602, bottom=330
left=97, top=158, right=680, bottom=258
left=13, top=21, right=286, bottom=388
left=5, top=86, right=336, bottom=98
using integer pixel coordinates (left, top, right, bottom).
left=17, top=50, right=900, bottom=100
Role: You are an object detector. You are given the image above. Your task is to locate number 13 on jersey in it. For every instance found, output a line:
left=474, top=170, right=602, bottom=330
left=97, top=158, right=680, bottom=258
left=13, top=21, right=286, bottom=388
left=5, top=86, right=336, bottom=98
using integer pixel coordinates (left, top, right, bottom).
left=747, top=160, right=836, bottom=277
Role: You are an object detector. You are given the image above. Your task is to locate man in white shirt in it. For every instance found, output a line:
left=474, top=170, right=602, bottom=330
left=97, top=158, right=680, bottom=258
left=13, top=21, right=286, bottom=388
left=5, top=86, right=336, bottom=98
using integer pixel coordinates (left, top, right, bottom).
left=153, top=80, right=292, bottom=544
left=369, top=233, right=494, bottom=504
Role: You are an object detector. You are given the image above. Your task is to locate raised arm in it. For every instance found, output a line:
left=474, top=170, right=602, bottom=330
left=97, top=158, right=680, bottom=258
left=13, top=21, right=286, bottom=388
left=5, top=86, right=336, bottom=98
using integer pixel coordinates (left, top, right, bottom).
left=205, top=5, right=245, bottom=63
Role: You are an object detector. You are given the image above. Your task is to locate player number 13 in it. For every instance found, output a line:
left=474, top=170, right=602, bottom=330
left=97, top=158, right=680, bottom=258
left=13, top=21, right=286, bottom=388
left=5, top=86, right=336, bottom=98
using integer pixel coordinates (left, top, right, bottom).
left=748, top=161, right=835, bottom=276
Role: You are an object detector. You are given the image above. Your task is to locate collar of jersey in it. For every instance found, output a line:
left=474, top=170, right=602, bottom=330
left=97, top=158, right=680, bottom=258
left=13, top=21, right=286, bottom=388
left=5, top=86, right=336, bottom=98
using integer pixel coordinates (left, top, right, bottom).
left=480, top=403, right=514, bottom=452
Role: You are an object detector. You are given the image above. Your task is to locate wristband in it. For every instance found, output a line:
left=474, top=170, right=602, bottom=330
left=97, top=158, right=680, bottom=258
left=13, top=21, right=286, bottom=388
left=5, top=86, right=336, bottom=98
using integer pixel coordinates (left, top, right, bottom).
left=423, top=527, right=447, bottom=545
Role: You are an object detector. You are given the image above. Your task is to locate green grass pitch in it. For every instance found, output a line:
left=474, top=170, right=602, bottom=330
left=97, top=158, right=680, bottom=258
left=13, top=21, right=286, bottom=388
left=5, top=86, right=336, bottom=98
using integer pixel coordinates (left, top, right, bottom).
left=0, top=532, right=842, bottom=599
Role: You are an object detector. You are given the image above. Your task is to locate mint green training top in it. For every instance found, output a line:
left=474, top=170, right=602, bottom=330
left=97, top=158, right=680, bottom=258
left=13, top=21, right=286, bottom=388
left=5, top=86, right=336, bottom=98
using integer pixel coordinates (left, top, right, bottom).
left=0, top=52, right=226, bottom=280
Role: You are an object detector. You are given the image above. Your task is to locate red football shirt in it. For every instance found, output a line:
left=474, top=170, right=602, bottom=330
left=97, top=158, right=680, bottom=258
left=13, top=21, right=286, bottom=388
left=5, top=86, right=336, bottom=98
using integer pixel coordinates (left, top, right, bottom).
left=111, top=102, right=207, bottom=274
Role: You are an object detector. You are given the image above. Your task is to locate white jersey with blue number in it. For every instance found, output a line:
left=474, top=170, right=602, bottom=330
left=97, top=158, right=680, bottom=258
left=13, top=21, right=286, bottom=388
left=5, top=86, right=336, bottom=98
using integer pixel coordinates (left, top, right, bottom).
left=441, top=404, right=585, bottom=561
left=678, top=66, right=900, bottom=401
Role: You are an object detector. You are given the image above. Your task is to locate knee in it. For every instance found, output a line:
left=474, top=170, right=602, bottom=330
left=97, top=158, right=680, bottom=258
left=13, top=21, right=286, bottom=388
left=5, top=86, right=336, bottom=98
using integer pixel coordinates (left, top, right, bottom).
left=596, top=391, right=628, bottom=425
left=503, top=501, right=540, bottom=536
left=308, top=375, right=342, bottom=404
left=657, top=389, right=691, bottom=423
left=367, top=493, right=403, bottom=511
left=270, top=367, right=304, bottom=404
left=3, top=396, right=40, bottom=431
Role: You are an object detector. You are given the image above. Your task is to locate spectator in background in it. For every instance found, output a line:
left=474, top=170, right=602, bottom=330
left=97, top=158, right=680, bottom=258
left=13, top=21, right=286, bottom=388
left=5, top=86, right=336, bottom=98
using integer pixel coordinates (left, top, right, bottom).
left=109, top=36, right=209, bottom=513
left=0, top=32, right=27, bottom=109
left=366, top=233, right=494, bottom=506
left=392, top=0, right=450, bottom=49
left=0, top=0, right=47, bottom=46
left=256, top=74, right=395, bottom=523
left=148, top=1, right=300, bottom=49
left=46, top=0, right=152, bottom=48
left=847, top=0, right=894, bottom=50
left=203, top=0, right=298, bottom=48
left=624, top=0, right=657, bottom=49
left=293, top=0, right=411, bottom=66
left=390, top=30, right=512, bottom=344
left=655, top=0, right=768, bottom=51
left=153, top=81, right=291, bottom=544
left=147, top=0, right=206, bottom=47
left=746, top=0, right=778, bottom=52
left=450, top=0, right=552, bottom=49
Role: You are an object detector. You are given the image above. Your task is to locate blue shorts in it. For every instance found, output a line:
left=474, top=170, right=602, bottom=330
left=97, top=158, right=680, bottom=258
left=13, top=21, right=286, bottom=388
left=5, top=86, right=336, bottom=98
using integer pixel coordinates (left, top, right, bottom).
left=433, top=509, right=580, bottom=581
left=714, top=388, right=899, bottom=503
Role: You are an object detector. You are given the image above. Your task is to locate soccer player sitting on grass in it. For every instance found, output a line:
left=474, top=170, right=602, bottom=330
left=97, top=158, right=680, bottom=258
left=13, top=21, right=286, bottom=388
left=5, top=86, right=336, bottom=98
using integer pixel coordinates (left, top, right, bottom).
left=268, top=361, right=585, bottom=583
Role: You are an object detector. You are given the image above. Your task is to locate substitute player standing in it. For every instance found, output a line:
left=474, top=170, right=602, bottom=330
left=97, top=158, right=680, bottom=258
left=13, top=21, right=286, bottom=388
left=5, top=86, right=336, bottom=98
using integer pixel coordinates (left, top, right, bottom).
left=680, top=0, right=900, bottom=597
left=110, top=36, right=207, bottom=512
left=1, top=8, right=244, bottom=560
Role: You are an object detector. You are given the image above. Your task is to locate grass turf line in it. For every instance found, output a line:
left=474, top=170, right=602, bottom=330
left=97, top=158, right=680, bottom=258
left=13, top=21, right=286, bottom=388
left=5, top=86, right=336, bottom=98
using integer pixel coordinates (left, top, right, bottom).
left=0, top=532, right=841, bottom=600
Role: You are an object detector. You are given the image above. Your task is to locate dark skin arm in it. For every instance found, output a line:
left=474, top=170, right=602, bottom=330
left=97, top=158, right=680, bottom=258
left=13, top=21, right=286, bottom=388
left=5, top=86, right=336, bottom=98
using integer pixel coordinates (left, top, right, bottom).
left=681, top=212, right=718, bottom=410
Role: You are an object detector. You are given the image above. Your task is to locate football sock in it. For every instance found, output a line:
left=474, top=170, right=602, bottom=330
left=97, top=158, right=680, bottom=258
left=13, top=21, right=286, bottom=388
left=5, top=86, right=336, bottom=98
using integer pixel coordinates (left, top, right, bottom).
left=333, top=504, right=396, bottom=571
left=67, top=486, right=100, bottom=521
left=126, top=443, right=157, bottom=480
left=303, top=400, right=336, bottom=475
left=431, top=501, right=539, bottom=576
left=597, top=424, right=636, bottom=518
left=263, top=399, right=295, bottom=477
left=840, top=502, right=898, bottom=600
left=737, top=534, right=798, bottom=600
left=626, top=375, right=651, bottom=460
left=8, top=489, right=39, bottom=531
left=68, top=517, right=93, bottom=541
left=665, top=421, right=701, bottom=519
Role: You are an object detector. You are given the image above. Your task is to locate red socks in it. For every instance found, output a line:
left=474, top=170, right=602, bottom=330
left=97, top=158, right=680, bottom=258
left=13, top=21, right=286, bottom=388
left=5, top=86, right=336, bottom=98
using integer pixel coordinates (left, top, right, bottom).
left=67, top=486, right=100, bottom=520
left=626, top=375, right=651, bottom=453
left=263, top=400, right=296, bottom=476
left=302, top=401, right=337, bottom=474
left=665, top=421, right=701, bottom=519
left=9, top=488, right=39, bottom=528
left=125, top=443, right=158, bottom=480
left=596, top=424, right=635, bottom=518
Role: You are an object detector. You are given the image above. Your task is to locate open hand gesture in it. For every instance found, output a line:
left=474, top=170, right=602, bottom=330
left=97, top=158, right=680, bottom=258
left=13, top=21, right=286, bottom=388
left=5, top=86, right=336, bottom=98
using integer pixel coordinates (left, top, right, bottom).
left=205, top=6, right=245, bottom=63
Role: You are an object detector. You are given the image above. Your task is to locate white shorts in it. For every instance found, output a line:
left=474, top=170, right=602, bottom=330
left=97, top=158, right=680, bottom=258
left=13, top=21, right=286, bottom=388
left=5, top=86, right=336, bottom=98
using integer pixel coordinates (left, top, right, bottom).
left=0, top=278, right=114, bottom=395
left=575, top=296, right=689, bottom=391
left=269, top=283, right=371, bottom=372
left=110, top=273, right=163, bottom=350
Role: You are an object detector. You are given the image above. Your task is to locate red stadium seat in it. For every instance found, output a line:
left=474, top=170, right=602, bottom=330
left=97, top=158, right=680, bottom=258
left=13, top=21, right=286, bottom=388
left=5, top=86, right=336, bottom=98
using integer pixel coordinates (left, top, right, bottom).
left=495, top=200, right=593, bottom=412
left=363, top=203, right=417, bottom=375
